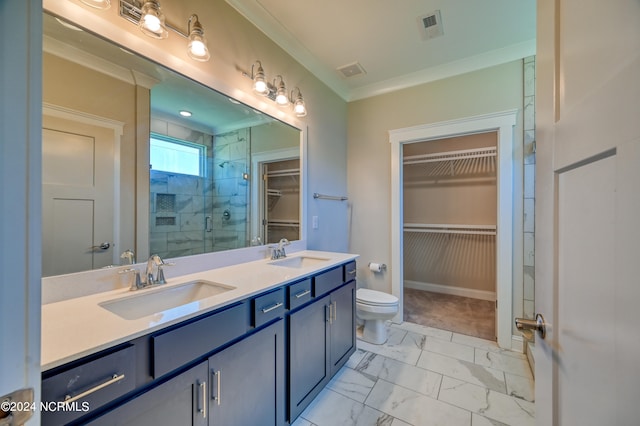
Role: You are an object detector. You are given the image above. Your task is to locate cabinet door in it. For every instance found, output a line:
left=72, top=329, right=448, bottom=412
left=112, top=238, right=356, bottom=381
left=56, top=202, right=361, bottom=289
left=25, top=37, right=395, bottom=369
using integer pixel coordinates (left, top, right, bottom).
left=329, top=281, right=356, bottom=375
left=288, top=294, right=330, bottom=422
left=209, top=320, right=285, bottom=426
left=86, top=361, right=208, bottom=426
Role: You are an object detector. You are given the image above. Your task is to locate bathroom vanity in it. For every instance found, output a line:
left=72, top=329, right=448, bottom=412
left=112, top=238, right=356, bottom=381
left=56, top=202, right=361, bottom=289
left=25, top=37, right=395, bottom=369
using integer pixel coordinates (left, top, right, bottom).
left=40, top=252, right=357, bottom=425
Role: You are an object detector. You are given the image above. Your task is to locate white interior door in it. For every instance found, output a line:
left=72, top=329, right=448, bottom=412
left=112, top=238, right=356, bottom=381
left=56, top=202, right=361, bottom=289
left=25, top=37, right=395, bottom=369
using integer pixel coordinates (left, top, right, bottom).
left=535, top=0, right=640, bottom=424
left=42, top=114, right=117, bottom=276
left=0, top=0, right=41, bottom=422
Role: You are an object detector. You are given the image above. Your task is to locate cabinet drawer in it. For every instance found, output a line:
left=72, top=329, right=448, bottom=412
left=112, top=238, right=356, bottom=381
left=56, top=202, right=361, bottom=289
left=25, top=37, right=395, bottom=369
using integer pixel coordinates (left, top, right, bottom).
left=253, top=288, right=286, bottom=327
left=42, top=344, right=135, bottom=425
left=313, top=266, right=344, bottom=298
left=152, top=302, right=248, bottom=378
left=288, top=278, right=312, bottom=310
left=344, top=261, right=357, bottom=282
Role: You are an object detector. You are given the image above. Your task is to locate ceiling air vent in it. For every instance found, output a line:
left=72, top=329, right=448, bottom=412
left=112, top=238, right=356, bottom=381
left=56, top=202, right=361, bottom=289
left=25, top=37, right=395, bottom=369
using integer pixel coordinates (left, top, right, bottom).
left=337, top=62, right=366, bottom=78
left=418, top=10, right=444, bottom=40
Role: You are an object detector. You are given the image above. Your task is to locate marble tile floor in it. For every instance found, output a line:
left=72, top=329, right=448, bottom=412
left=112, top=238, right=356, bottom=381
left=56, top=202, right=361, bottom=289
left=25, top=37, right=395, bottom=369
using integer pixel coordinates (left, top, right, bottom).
left=292, top=321, right=534, bottom=426
left=403, top=288, right=496, bottom=341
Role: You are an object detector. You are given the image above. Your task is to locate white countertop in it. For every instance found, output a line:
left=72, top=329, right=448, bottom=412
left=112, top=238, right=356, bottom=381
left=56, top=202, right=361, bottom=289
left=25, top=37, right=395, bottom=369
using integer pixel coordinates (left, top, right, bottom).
left=41, top=250, right=358, bottom=371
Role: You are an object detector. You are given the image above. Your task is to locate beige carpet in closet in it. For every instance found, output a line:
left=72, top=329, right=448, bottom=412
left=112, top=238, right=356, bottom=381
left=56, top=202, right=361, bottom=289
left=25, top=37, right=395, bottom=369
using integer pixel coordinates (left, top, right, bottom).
left=403, top=288, right=495, bottom=341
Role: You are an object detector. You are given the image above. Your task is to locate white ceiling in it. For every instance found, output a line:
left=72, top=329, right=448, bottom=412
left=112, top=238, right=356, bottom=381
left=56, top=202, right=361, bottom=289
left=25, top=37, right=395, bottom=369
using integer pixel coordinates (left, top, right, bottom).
left=226, top=0, right=536, bottom=101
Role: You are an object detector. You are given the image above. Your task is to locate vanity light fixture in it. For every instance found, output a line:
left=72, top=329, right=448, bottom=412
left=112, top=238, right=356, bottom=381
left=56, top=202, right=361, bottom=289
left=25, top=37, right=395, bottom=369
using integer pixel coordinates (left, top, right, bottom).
left=251, top=61, right=269, bottom=96
left=291, top=88, right=307, bottom=117
left=138, top=0, right=168, bottom=39
left=80, top=0, right=111, bottom=10
left=243, top=60, right=309, bottom=117
left=117, top=0, right=211, bottom=61
left=179, top=110, right=192, bottom=117
left=274, top=76, right=289, bottom=106
left=187, top=14, right=210, bottom=62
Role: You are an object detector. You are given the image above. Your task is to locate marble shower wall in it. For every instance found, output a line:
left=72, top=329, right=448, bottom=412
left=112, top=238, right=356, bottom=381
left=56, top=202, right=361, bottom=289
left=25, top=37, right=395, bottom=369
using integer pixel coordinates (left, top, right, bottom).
left=210, top=128, right=250, bottom=251
left=149, top=120, right=250, bottom=258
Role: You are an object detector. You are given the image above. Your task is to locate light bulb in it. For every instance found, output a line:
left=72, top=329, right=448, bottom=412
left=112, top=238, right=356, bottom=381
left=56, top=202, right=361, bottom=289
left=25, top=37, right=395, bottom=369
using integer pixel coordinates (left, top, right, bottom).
left=293, top=91, right=307, bottom=117
left=275, top=77, right=288, bottom=106
left=189, top=40, right=206, bottom=57
left=187, top=15, right=210, bottom=62
left=143, top=14, right=161, bottom=33
left=294, top=101, right=307, bottom=117
left=138, top=1, right=168, bottom=39
left=254, top=80, right=268, bottom=95
left=276, top=92, right=289, bottom=106
left=253, top=62, right=269, bottom=96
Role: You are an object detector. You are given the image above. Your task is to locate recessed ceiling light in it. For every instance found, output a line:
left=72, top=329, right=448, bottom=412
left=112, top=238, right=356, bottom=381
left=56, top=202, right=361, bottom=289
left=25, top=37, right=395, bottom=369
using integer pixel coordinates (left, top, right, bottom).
left=179, top=110, right=192, bottom=117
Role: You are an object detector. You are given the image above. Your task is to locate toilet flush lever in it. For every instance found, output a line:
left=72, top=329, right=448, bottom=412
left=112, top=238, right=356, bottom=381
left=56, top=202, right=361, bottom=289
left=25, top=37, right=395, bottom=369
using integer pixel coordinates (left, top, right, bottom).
left=515, top=314, right=547, bottom=339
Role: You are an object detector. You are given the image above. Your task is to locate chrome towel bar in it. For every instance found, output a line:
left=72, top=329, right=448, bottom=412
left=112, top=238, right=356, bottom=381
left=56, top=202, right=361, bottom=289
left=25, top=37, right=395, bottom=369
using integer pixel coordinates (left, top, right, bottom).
left=313, top=192, right=348, bottom=201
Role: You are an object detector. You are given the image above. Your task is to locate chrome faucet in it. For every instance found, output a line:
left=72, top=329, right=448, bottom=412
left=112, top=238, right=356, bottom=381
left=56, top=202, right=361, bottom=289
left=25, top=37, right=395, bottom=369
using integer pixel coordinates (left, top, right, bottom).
left=120, top=249, right=136, bottom=265
left=119, top=267, right=143, bottom=291
left=270, top=238, right=290, bottom=260
left=119, top=254, right=173, bottom=291
left=146, top=254, right=167, bottom=285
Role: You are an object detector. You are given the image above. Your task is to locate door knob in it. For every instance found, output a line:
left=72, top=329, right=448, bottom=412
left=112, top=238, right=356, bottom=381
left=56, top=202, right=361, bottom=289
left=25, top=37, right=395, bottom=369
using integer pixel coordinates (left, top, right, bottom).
left=515, top=313, right=546, bottom=339
left=91, top=242, right=111, bottom=250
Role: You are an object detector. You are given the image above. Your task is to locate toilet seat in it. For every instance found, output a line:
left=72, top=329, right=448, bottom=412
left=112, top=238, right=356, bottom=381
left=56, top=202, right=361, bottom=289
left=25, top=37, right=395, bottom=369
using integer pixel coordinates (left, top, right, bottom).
left=356, top=289, right=398, bottom=306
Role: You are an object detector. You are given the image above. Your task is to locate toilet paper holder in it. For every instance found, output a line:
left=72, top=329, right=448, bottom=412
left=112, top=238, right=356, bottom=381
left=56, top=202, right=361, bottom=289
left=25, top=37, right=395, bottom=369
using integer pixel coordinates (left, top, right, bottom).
left=368, top=262, right=387, bottom=272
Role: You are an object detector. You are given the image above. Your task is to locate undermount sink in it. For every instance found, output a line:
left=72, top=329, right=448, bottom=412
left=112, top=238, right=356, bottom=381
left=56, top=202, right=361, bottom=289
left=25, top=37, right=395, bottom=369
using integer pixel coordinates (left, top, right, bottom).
left=99, top=280, right=235, bottom=320
left=268, top=256, right=330, bottom=269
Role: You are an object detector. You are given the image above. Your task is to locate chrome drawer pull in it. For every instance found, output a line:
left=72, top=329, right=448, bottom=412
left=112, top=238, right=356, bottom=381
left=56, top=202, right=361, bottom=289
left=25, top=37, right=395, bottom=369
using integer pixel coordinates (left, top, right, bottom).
left=63, top=373, right=125, bottom=404
left=197, top=381, right=207, bottom=418
left=294, top=289, right=311, bottom=299
left=261, top=302, right=283, bottom=313
left=347, top=269, right=356, bottom=275
left=211, top=370, right=221, bottom=406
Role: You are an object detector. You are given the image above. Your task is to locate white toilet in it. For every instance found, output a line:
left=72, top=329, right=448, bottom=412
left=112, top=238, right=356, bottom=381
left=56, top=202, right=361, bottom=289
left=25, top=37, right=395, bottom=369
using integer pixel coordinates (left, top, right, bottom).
left=356, top=288, right=399, bottom=344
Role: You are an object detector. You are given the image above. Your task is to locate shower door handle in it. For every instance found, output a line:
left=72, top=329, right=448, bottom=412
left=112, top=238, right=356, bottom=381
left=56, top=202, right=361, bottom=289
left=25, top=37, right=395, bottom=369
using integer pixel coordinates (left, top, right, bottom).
left=205, top=216, right=212, bottom=232
left=515, top=314, right=547, bottom=339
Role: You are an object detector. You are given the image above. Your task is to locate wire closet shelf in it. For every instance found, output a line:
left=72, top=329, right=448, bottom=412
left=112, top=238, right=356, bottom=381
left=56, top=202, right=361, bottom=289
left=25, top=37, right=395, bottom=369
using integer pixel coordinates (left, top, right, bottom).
left=403, top=223, right=496, bottom=236
left=403, top=146, right=497, bottom=178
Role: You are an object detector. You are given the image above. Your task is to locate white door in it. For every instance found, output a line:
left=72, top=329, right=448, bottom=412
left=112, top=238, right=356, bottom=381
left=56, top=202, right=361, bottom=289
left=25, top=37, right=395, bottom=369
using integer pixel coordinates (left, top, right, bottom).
left=0, top=0, right=41, bottom=422
left=42, top=114, right=117, bottom=276
left=535, top=0, right=640, bottom=424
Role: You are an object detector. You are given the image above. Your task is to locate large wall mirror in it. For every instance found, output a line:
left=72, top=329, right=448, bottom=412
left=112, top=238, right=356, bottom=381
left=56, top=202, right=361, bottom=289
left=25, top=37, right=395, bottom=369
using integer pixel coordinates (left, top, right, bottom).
left=42, top=12, right=302, bottom=277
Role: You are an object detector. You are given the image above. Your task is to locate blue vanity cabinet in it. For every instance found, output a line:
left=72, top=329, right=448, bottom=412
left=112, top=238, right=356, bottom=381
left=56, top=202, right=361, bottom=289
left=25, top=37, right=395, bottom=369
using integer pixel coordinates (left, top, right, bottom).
left=41, top=344, right=136, bottom=425
left=288, top=293, right=331, bottom=421
left=83, top=318, right=285, bottom=426
left=288, top=263, right=357, bottom=422
left=151, top=302, right=249, bottom=379
left=208, top=319, right=285, bottom=426
left=85, top=360, right=209, bottom=426
left=42, top=258, right=356, bottom=425
left=328, top=280, right=356, bottom=376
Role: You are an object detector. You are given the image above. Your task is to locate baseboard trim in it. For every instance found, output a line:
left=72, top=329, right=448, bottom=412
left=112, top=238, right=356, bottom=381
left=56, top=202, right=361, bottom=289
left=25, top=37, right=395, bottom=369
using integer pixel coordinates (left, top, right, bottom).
left=526, top=341, right=535, bottom=377
left=511, top=334, right=525, bottom=353
left=404, top=280, right=496, bottom=301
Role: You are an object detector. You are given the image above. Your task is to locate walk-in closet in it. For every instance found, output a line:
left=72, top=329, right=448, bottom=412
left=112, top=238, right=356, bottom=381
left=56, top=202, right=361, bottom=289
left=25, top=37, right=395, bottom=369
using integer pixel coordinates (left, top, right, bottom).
left=402, top=132, right=497, bottom=340
left=262, top=158, right=300, bottom=243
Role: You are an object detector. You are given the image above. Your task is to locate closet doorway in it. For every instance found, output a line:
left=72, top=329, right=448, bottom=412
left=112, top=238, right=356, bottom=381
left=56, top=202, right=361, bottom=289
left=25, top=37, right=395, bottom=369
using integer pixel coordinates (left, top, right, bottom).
left=260, top=158, right=301, bottom=243
left=402, top=133, right=497, bottom=340
left=389, top=111, right=517, bottom=349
